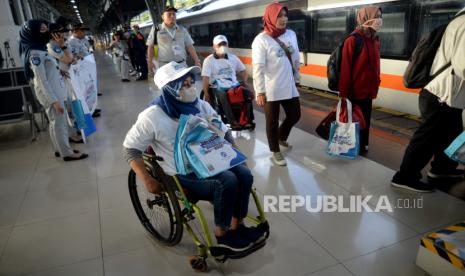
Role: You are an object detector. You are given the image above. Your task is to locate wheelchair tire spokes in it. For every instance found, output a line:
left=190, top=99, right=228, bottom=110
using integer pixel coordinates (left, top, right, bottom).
left=128, top=169, right=183, bottom=246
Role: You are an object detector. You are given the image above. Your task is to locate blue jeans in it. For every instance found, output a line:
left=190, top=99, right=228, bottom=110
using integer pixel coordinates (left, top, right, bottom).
left=177, top=164, right=253, bottom=229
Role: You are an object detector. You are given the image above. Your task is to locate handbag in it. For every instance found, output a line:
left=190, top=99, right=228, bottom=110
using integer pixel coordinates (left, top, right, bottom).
left=326, top=99, right=360, bottom=159
left=316, top=109, right=336, bottom=140
left=339, top=100, right=366, bottom=129
left=316, top=99, right=366, bottom=140
left=227, top=86, right=245, bottom=105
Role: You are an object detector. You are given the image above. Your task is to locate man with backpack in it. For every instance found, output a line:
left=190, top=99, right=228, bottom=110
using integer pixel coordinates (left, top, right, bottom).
left=338, top=7, right=382, bottom=154
left=392, top=8, right=465, bottom=192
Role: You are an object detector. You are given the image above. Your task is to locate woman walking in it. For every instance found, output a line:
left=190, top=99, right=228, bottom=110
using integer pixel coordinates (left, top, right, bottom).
left=252, top=2, right=301, bottom=166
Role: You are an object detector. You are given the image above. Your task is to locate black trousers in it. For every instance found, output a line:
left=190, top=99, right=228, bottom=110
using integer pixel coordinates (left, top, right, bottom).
left=134, top=51, right=148, bottom=78
left=393, top=89, right=463, bottom=182
left=349, top=98, right=373, bottom=149
left=264, top=97, right=301, bottom=152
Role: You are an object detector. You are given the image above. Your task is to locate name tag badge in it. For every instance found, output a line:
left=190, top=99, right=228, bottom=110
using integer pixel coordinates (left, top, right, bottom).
left=172, top=44, right=183, bottom=57
left=31, top=56, right=41, bottom=66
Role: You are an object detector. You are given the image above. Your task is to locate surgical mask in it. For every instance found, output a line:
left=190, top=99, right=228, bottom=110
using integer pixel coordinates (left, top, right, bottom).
left=363, top=18, right=382, bottom=32
left=178, top=86, right=197, bottom=103
left=216, top=46, right=229, bottom=55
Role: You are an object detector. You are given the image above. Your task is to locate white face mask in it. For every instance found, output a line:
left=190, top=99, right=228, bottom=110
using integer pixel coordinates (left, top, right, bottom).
left=363, top=18, right=383, bottom=32
left=216, top=45, right=229, bottom=55
left=178, top=86, right=197, bottom=103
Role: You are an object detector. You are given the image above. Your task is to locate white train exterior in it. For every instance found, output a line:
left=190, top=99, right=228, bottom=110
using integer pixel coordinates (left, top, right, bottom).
left=0, top=0, right=60, bottom=70
left=163, top=0, right=464, bottom=117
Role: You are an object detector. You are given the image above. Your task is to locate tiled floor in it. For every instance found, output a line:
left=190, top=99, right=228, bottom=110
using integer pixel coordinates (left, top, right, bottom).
left=0, top=51, right=464, bottom=275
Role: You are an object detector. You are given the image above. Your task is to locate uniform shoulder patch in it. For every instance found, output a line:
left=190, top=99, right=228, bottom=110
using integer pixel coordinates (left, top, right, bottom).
left=31, top=56, right=41, bottom=66
left=53, top=46, right=62, bottom=54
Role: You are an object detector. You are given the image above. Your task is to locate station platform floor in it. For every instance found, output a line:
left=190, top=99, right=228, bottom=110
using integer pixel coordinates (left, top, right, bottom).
left=1, top=51, right=465, bottom=275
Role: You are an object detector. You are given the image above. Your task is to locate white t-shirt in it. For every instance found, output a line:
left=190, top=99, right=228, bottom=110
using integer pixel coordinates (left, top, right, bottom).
left=251, top=30, right=300, bottom=101
left=123, top=100, right=226, bottom=175
left=201, top=53, right=246, bottom=88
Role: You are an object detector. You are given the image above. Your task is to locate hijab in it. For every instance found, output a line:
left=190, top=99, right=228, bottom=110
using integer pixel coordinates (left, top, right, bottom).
left=19, top=19, right=49, bottom=81
left=262, top=2, right=288, bottom=38
left=150, top=73, right=199, bottom=119
left=357, top=7, right=381, bottom=27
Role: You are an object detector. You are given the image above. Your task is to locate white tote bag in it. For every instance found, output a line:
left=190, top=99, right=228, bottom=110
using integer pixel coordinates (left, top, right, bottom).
left=326, top=99, right=360, bottom=159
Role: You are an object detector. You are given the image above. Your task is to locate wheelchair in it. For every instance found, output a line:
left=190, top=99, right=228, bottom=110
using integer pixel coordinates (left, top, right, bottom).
left=200, top=84, right=256, bottom=132
left=128, top=151, right=270, bottom=272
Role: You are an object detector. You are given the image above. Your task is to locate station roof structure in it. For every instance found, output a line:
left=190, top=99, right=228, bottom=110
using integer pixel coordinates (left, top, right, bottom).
left=45, top=0, right=173, bottom=33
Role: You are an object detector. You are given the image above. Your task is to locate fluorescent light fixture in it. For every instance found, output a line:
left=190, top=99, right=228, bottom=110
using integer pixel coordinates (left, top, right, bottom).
left=73, top=5, right=77, bottom=8
left=70, top=0, right=75, bottom=2
left=308, top=0, right=398, bottom=11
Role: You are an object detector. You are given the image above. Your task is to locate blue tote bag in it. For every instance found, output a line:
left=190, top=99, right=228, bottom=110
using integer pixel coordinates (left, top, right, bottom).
left=71, top=99, right=87, bottom=130
left=445, top=131, right=465, bottom=165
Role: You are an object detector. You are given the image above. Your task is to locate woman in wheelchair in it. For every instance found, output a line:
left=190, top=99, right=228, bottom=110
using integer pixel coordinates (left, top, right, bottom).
left=123, top=61, right=265, bottom=252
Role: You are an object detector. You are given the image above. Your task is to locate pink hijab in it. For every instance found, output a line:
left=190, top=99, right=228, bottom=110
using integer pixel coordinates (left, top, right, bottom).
left=357, top=6, right=381, bottom=26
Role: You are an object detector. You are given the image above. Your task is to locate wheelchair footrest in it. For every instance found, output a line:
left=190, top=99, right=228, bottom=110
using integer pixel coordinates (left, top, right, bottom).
left=210, top=239, right=267, bottom=261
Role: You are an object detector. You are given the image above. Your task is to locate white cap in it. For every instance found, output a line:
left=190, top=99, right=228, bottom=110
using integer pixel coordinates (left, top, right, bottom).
left=154, top=61, right=201, bottom=89
left=213, top=35, right=228, bottom=45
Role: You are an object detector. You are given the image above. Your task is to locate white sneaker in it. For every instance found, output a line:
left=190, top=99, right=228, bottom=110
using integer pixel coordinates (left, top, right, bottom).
left=279, top=140, right=293, bottom=150
left=271, top=152, right=287, bottom=166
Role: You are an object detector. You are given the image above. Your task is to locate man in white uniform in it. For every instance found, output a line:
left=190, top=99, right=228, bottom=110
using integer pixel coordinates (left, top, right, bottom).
left=146, top=6, right=201, bottom=73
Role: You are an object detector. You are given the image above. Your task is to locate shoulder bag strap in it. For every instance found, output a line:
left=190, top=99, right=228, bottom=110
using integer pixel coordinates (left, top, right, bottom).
left=268, top=34, right=296, bottom=75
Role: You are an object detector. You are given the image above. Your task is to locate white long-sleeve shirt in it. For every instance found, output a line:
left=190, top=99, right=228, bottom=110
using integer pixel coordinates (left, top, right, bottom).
left=251, top=30, right=300, bottom=102
left=425, top=8, right=465, bottom=108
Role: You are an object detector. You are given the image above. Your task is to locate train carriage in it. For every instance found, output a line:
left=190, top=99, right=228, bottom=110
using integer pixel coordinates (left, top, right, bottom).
left=140, top=0, right=465, bottom=117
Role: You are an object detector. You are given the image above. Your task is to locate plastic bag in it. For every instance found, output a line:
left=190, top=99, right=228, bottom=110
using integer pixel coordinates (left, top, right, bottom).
left=174, top=114, right=247, bottom=178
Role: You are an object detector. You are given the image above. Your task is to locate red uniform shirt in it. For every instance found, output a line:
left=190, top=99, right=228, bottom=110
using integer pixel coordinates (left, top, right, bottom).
left=339, top=29, right=381, bottom=99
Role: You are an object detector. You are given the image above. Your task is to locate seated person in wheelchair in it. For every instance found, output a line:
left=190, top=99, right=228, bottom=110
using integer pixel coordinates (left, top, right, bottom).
left=201, top=35, right=252, bottom=128
left=123, top=62, right=264, bottom=251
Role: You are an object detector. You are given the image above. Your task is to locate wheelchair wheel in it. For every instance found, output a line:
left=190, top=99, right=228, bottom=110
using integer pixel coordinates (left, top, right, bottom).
left=189, top=255, right=207, bottom=272
left=128, top=169, right=183, bottom=246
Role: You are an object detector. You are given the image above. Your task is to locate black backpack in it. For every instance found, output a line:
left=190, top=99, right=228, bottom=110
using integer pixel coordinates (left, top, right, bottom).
left=327, top=32, right=363, bottom=91
left=403, top=12, right=465, bottom=89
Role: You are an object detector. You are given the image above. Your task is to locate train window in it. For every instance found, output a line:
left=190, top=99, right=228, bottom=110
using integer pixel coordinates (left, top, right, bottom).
left=238, top=17, right=262, bottom=49
left=190, top=24, right=211, bottom=46
left=218, top=21, right=239, bottom=48
left=9, top=0, right=21, bottom=25
left=419, top=1, right=465, bottom=39
left=310, top=10, right=349, bottom=53
left=287, top=10, right=307, bottom=51
left=375, top=4, right=411, bottom=58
